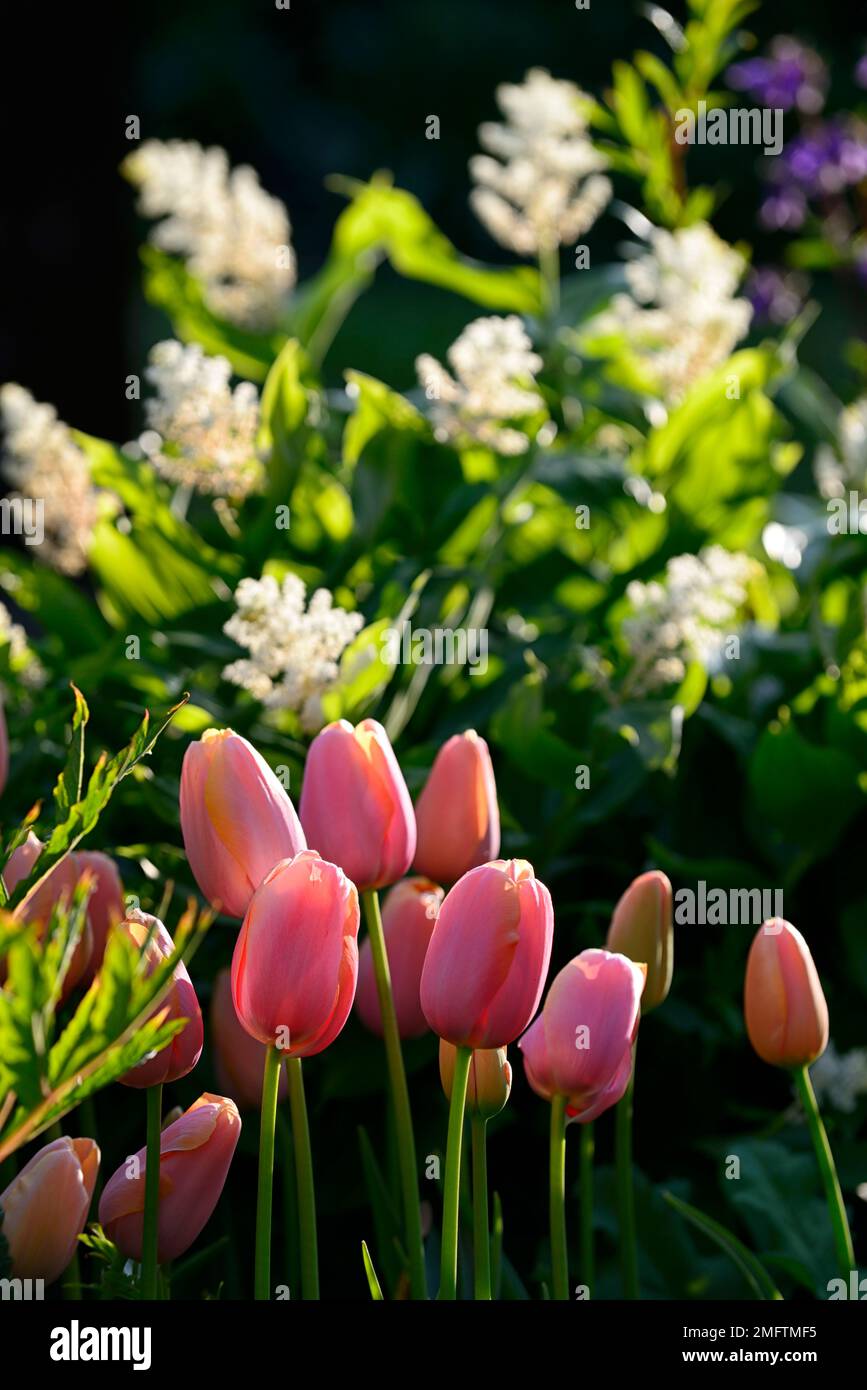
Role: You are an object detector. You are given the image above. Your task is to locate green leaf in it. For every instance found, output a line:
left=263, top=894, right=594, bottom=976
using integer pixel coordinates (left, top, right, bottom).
left=53, top=686, right=89, bottom=816
left=361, top=1240, right=385, bottom=1301
left=662, top=1190, right=782, bottom=1300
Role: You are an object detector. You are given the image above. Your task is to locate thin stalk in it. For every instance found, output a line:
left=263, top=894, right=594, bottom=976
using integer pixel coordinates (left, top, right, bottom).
left=439, top=1044, right=472, bottom=1300
left=579, top=1121, right=595, bottom=1297
left=549, top=1094, right=569, bottom=1300
left=361, top=889, right=427, bottom=1299
left=286, top=1056, right=319, bottom=1300
left=254, top=1044, right=282, bottom=1300
left=141, top=1084, right=163, bottom=1300
left=471, top=1113, right=491, bottom=1300
left=795, top=1065, right=855, bottom=1280
left=615, top=1044, right=639, bottom=1299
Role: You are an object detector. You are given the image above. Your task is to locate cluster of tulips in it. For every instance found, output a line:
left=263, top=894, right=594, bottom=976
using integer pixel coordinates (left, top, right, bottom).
left=0, top=717, right=855, bottom=1300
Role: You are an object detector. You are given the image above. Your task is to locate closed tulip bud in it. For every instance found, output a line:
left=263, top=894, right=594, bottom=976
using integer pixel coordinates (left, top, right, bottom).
left=180, top=728, right=306, bottom=919
left=299, top=719, right=416, bottom=892
left=77, top=852, right=126, bottom=987
left=413, top=731, right=500, bottom=885
left=118, top=910, right=204, bottom=1088
left=211, top=968, right=288, bottom=1109
left=420, top=859, right=554, bottom=1048
left=232, top=849, right=360, bottom=1056
left=607, top=869, right=673, bottom=1012
left=0, top=1137, right=99, bottom=1283
left=439, top=1040, right=512, bottom=1119
left=519, top=949, right=645, bottom=1123
left=99, top=1094, right=240, bottom=1263
left=355, top=877, right=443, bottom=1039
left=3, top=833, right=93, bottom=996
left=0, top=695, right=8, bottom=795
left=744, top=918, right=829, bottom=1069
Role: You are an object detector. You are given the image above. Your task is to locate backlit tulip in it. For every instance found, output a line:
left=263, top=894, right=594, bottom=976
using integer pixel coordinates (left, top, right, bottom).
left=607, top=869, right=673, bottom=1013
left=180, top=728, right=306, bottom=919
left=0, top=695, right=8, bottom=795
left=77, top=851, right=126, bottom=987
left=355, top=877, right=443, bottom=1039
left=420, top=859, right=554, bottom=1048
left=299, top=719, right=415, bottom=892
left=413, top=731, right=500, bottom=885
left=744, top=918, right=829, bottom=1068
left=99, top=1094, right=240, bottom=1263
left=0, top=1137, right=99, bottom=1283
left=118, top=910, right=204, bottom=1088
left=519, top=949, right=645, bottom=1122
left=3, top=833, right=92, bottom=994
left=211, top=968, right=288, bottom=1109
left=232, top=849, right=359, bottom=1055
left=440, top=1040, right=512, bottom=1119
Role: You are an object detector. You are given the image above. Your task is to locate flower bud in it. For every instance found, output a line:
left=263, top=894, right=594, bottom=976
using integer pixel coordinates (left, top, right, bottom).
left=413, top=731, right=500, bottom=885
left=231, top=849, right=359, bottom=1056
left=744, top=918, right=829, bottom=1068
left=300, top=719, right=416, bottom=892
left=117, top=910, right=204, bottom=1088
left=210, top=968, right=288, bottom=1109
left=0, top=1137, right=100, bottom=1283
left=3, top=833, right=92, bottom=996
left=439, top=1040, right=512, bottom=1119
left=355, top=877, right=443, bottom=1039
left=180, top=728, right=306, bottom=919
left=420, top=858, right=553, bottom=1048
left=606, top=869, right=673, bottom=1012
left=99, top=1094, right=240, bottom=1263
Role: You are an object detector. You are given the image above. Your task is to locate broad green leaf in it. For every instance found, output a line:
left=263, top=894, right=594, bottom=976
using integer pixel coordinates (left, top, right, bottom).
left=662, top=1190, right=782, bottom=1300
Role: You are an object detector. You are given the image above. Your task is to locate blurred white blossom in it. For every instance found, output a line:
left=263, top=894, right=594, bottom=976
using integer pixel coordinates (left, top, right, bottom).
left=124, top=140, right=296, bottom=331
left=222, top=573, right=365, bottom=732
left=814, top=397, right=867, bottom=499
left=619, top=545, right=761, bottom=693
left=0, top=384, right=99, bottom=575
left=416, top=315, right=545, bottom=455
left=141, top=341, right=263, bottom=499
left=811, top=1041, right=867, bottom=1113
left=589, top=223, right=752, bottom=402
left=470, top=68, right=611, bottom=254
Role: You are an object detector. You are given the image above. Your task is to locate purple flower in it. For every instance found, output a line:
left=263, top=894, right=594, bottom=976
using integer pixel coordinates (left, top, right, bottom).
left=856, top=52, right=867, bottom=89
left=760, top=187, right=807, bottom=231
left=746, top=267, right=807, bottom=326
left=727, top=37, right=827, bottom=114
left=778, top=121, right=867, bottom=197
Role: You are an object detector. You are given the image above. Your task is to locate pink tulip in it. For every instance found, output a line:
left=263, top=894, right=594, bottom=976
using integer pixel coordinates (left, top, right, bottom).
left=118, top=910, right=204, bottom=1088
left=355, top=877, right=443, bottom=1039
left=439, top=1040, right=512, bottom=1119
left=519, top=949, right=645, bottom=1122
left=0, top=695, right=8, bottom=795
left=3, top=833, right=92, bottom=995
left=211, top=968, right=288, bottom=1109
left=0, top=1136, right=100, bottom=1283
left=420, top=859, right=554, bottom=1048
left=232, top=849, right=360, bottom=1056
left=99, top=1094, right=240, bottom=1263
left=180, top=728, right=306, bottom=919
left=77, top=852, right=126, bottom=987
left=413, top=731, right=500, bottom=885
left=744, top=918, right=829, bottom=1068
left=606, top=869, right=673, bottom=1013
left=299, top=719, right=416, bottom=892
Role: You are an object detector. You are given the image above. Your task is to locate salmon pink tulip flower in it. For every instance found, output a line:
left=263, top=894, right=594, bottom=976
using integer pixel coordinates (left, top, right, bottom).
left=744, top=918, right=829, bottom=1068
left=118, top=910, right=204, bottom=1088
left=3, top=833, right=92, bottom=995
left=607, top=869, right=673, bottom=1013
left=0, top=1136, right=100, bottom=1283
left=77, top=851, right=126, bottom=987
left=355, top=877, right=443, bottom=1039
left=413, top=731, right=500, bottom=885
left=211, top=968, right=288, bottom=1109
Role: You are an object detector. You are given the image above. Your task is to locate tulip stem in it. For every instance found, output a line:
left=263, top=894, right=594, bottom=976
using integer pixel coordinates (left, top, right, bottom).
left=286, top=1056, right=320, bottom=1300
left=440, top=1043, right=471, bottom=1299
left=795, top=1065, right=855, bottom=1281
left=549, top=1094, right=569, bottom=1300
left=615, top=1046, right=639, bottom=1299
left=362, top=889, right=427, bottom=1300
left=254, top=1045, right=282, bottom=1301
left=141, top=1083, right=163, bottom=1301
left=579, top=1120, right=595, bottom=1298
left=471, top=1113, right=492, bottom=1300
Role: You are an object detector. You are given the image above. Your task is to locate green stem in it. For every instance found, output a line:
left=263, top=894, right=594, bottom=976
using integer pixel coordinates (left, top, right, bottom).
left=254, top=1045, right=282, bottom=1301
left=275, top=1108, right=301, bottom=1298
left=286, top=1056, right=319, bottom=1300
left=615, top=1045, right=639, bottom=1299
left=579, top=1120, right=595, bottom=1298
left=471, top=1113, right=491, bottom=1300
left=141, top=1084, right=163, bottom=1300
left=539, top=243, right=561, bottom=319
left=795, top=1065, right=855, bottom=1281
left=549, top=1094, right=569, bottom=1300
left=440, top=1044, right=472, bottom=1300
left=362, top=889, right=427, bottom=1299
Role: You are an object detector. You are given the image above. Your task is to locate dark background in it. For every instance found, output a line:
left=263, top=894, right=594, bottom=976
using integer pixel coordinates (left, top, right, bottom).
left=3, top=0, right=866, bottom=444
